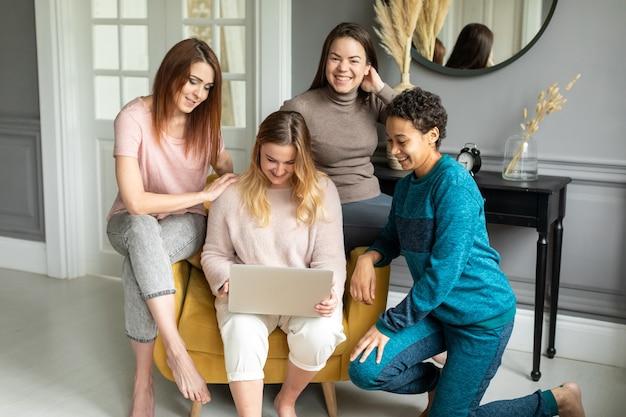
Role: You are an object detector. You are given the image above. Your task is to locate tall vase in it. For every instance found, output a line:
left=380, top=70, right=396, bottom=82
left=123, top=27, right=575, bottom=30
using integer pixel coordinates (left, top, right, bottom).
left=502, top=134, right=538, bottom=181
left=389, top=71, right=411, bottom=170
left=393, top=72, right=414, bottom=93
left=393, top=37, right=415, bottom=93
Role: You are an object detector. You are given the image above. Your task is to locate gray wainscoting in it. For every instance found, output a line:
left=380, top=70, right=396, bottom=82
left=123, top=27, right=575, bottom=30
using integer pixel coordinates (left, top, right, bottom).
left=0, top=117, right=44, bottom=241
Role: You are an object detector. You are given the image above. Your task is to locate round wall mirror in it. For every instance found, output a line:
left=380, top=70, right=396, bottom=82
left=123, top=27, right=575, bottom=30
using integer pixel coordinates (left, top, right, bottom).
left=412, top=0, right=558, bottom=76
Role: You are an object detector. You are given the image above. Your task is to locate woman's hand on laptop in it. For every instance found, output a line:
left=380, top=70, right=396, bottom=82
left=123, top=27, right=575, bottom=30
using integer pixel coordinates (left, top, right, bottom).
left=218, top=280, right=230, bottom=297
left=314, top=285, right=338, bottom=317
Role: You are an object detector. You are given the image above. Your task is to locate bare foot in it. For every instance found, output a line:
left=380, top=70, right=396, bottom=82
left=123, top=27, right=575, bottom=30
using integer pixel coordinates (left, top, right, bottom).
left=129, top=375, right=154, bottom=417
left=552, top=382, right=585, bottom=417
left=166, top=351, right=211, bottom=404
left=418, top=389, right=435, bottom=417
left=274, top=392, right=298, bottom=417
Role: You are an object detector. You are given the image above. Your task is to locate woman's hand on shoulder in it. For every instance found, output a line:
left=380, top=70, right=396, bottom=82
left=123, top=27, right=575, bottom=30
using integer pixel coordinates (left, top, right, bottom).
left=360, top=66, right=385, bottom=94
left=202, top=172, right=238, bottom=203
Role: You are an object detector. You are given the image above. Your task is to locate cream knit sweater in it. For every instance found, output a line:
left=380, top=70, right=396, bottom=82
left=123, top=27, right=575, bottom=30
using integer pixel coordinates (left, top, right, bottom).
left=201, top=177, right=346, bottom=298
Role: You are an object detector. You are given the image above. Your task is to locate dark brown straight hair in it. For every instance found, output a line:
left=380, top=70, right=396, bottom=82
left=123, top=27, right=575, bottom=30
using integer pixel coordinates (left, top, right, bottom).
left=445, top=23, right=494, bottom=70
left=308, top=22, right=379, bottom=103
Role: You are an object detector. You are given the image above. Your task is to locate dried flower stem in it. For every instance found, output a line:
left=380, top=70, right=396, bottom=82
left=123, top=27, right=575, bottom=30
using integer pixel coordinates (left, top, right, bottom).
left=413, top=0, right=451, bottom=60
left=374, top=0, right=423, bottom=75
left=504, top=74, right=581, bottom=176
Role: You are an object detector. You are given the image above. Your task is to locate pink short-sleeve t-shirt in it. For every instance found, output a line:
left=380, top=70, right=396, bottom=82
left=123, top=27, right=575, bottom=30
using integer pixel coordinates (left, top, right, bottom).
left=106, top=97, right=224, bottom=220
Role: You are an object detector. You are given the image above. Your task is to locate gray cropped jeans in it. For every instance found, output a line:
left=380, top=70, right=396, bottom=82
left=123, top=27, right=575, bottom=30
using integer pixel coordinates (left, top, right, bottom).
left=106, top=211, right=206, bottom=342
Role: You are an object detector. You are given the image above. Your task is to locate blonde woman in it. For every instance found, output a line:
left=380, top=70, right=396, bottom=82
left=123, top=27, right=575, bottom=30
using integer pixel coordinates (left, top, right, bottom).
left=201, top=111, right=346, bottom=417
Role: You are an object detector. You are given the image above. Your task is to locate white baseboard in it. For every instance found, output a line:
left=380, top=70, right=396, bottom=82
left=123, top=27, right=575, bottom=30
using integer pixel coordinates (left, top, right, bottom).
left=0, top=236, right=47, bottom=275
left=387, top=291, right=626, bottom=369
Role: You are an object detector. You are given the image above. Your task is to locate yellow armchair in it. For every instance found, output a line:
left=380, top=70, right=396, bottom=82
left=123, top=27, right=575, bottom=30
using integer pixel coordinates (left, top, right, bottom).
left=154, top=246, right=390, bottom=417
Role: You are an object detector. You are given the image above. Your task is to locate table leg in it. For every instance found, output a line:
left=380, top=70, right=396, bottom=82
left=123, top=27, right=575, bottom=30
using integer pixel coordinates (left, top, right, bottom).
left=532, top=232, right=548, bottom=381
left=547, top=218, right=564, bottom=358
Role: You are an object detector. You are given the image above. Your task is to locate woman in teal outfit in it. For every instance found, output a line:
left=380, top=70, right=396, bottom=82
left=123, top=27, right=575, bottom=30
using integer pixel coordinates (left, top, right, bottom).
left=347, top=87, right=585, bottom=417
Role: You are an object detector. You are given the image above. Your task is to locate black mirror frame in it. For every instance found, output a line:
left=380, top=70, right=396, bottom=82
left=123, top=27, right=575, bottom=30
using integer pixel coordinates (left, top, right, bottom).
left=411, top=0, right=558, bottom=77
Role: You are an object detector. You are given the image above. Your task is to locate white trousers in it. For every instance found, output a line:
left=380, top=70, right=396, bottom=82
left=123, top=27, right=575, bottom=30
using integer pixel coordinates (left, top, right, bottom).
left=215, top=296, right=346, bottom=382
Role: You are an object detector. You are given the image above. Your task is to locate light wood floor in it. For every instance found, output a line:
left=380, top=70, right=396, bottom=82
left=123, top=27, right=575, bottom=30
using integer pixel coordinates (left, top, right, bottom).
left=1, top=268, right=624, bottom=417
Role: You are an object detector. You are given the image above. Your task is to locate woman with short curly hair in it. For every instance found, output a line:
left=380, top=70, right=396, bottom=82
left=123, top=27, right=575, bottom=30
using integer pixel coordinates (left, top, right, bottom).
left=348, top=87, right=585, bottom=417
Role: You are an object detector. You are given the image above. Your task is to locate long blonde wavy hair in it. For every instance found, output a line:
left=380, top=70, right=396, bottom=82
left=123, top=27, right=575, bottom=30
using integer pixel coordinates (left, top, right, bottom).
left=238, top=111, right=328, bottom=227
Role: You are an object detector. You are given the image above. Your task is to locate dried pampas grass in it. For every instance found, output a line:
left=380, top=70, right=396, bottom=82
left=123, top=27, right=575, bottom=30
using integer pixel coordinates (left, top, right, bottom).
left=413, top=0, right=451, bottom=61
left=374, top=0, right=423, bottom=90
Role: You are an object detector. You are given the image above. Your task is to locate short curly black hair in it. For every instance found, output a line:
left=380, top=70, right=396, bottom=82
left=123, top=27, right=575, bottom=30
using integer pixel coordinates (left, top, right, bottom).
left=386, top=87, right=447, bottom=149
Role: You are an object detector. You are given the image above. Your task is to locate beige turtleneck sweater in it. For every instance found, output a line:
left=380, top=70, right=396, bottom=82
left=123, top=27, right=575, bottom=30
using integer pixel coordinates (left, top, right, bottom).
left=280, top=85, right=396, bottom=204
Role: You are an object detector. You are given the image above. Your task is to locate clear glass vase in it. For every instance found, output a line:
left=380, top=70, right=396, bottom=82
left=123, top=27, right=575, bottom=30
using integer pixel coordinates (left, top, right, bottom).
left=502, top=134, right=538, bottom=181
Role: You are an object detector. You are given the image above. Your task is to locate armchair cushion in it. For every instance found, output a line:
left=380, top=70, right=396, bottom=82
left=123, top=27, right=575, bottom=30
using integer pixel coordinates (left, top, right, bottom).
left=154, top=246, right=390, bottom=401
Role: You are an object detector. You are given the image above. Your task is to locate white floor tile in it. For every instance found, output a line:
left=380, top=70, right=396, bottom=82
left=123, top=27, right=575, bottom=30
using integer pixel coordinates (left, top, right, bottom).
left=1, top=269, right=624, bottom=416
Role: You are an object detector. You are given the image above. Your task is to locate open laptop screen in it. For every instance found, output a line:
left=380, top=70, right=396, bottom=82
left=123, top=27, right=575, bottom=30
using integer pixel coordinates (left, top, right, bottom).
left=228, top=264, right=333, bottom=317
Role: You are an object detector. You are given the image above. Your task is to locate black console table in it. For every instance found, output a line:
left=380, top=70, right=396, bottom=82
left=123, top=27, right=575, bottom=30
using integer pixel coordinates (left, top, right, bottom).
left=375, top=164, right=571, bottom=381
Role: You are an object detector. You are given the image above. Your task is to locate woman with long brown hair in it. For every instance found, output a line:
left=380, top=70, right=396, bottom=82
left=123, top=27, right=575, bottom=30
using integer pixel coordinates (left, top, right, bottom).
left=281, top=22, right=397, bottom=254
left=106, top=38, right=237, bottom=416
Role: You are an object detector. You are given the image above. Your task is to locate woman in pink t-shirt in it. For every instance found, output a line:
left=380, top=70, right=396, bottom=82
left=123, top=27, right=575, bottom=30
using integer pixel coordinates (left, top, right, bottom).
left=106, top=38, right=237, bottom=416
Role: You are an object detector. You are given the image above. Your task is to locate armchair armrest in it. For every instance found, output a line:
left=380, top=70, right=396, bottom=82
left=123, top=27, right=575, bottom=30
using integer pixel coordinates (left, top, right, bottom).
left=344, top=246, right=390, bottom=353
left=154, top=259, right=194, bottom=381
left=171, top=260, right=193, bottom=324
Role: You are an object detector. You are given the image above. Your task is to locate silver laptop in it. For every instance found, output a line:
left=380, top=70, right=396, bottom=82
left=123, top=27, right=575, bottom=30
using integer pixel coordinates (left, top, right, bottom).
left=228, top=264, right=333, bottom=317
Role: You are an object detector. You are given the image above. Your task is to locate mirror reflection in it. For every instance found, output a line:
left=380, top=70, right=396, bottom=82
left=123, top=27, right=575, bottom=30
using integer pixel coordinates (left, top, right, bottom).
left=412, top=0, right=557, bottom=75
left=444, top=22, right=494, bottom=69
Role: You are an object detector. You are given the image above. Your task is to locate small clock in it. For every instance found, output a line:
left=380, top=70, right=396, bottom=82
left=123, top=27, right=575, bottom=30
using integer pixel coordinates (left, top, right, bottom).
left=456, top=142, right=482, bottom=175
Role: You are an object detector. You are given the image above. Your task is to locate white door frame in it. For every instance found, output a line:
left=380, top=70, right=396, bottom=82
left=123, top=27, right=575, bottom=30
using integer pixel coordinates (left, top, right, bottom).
left=2, top=0, right=291, bottom=278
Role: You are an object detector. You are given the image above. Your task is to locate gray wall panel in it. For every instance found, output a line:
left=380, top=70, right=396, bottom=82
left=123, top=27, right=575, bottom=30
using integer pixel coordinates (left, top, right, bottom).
left=0, top=118, right=44, bottom=241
